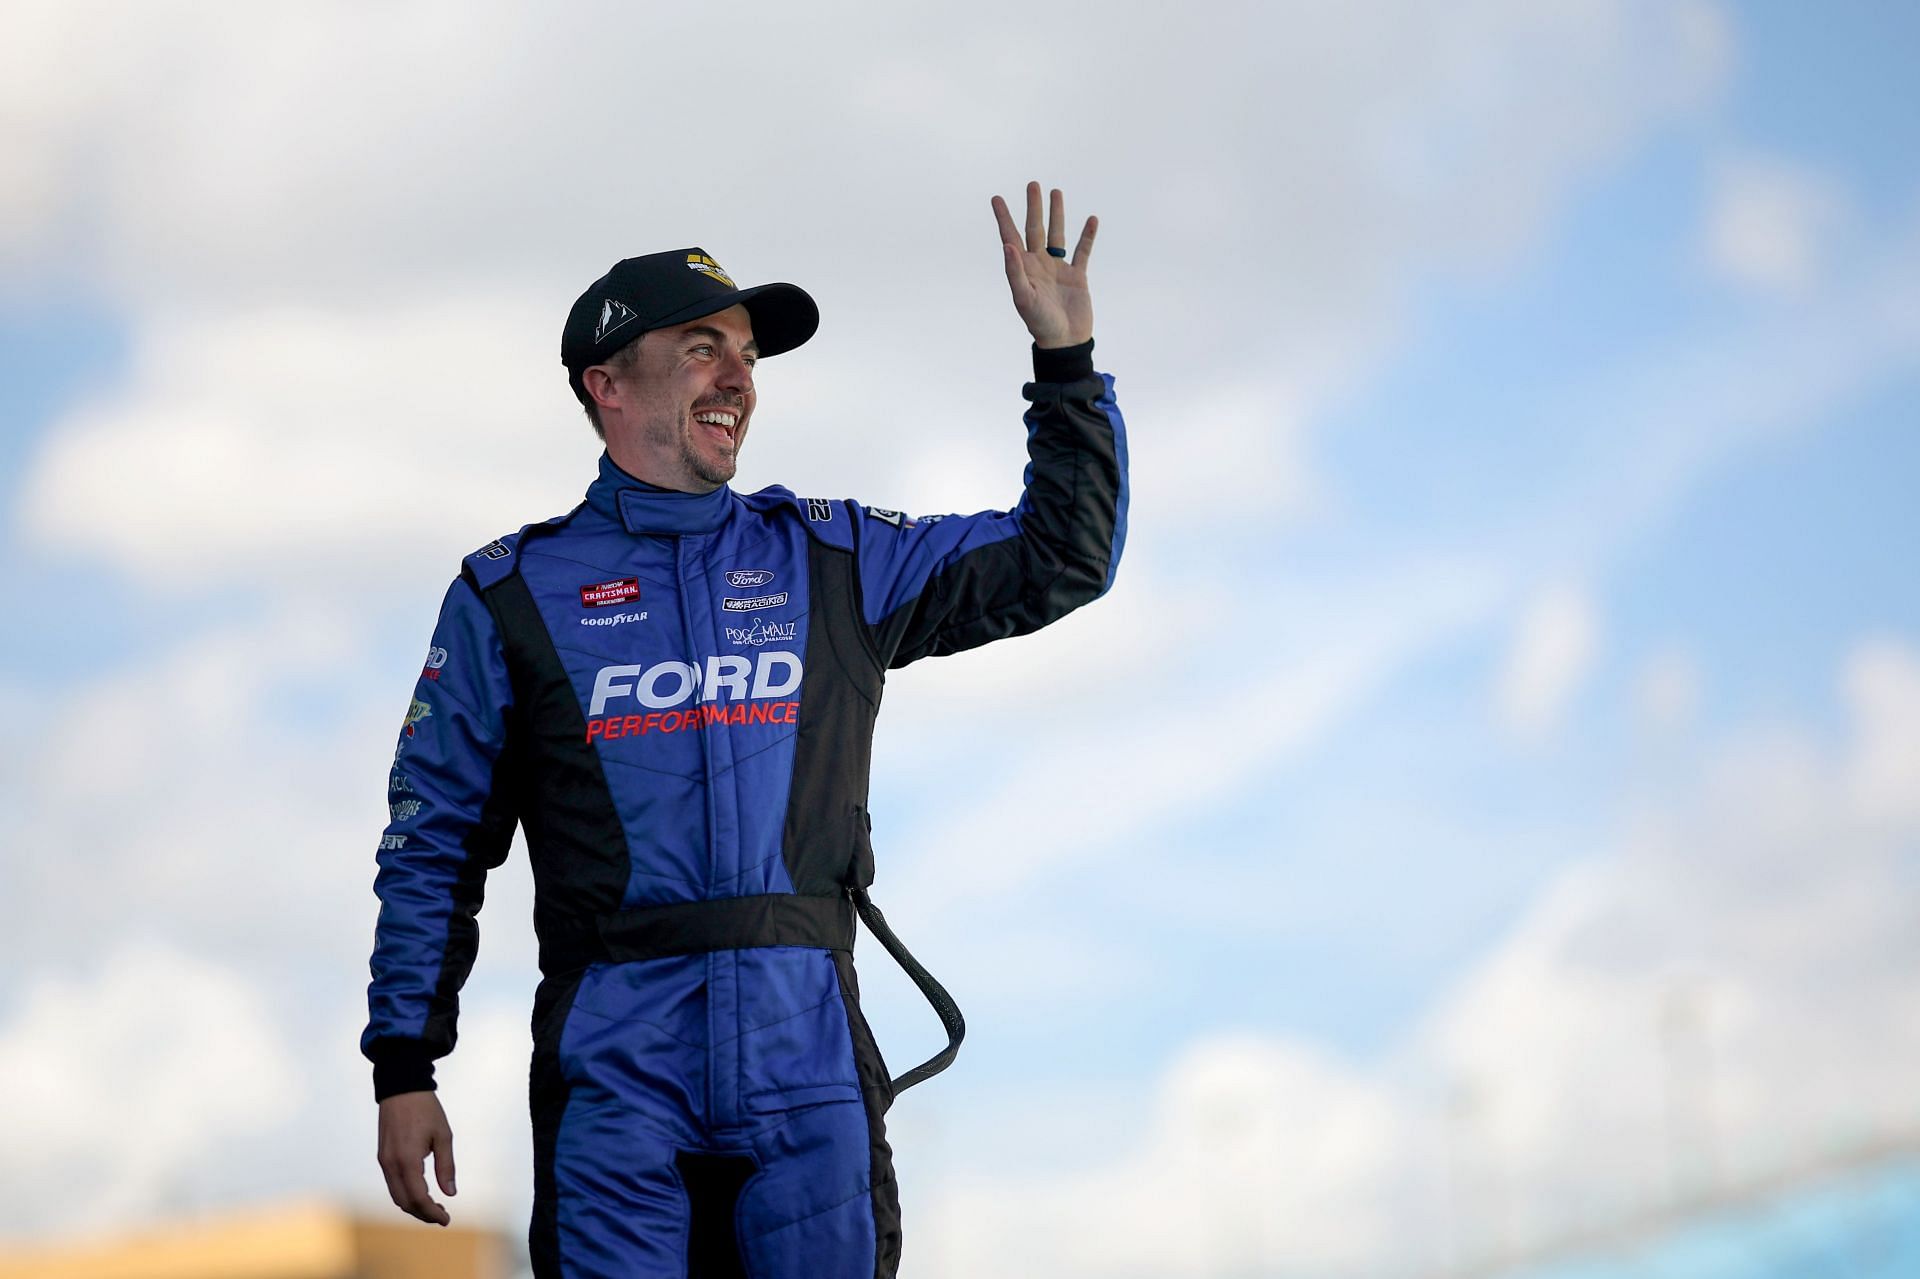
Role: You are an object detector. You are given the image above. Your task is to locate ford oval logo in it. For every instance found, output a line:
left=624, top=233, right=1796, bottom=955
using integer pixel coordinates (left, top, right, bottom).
left=726, top=569, right=775, bottom=589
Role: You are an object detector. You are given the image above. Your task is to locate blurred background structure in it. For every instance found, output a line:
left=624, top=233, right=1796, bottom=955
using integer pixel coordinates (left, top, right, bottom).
left=2, top=2, right=1917, bottom=1276
left=0, top=1201, right=509, bottom=1279
left=1469, top=1151, right=1920, bottom=1279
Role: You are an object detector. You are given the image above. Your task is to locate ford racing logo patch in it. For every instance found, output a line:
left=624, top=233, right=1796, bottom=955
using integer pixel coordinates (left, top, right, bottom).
left=722, top=592, right=789, bottom=612
left=725, top=569, right=775, bottom=589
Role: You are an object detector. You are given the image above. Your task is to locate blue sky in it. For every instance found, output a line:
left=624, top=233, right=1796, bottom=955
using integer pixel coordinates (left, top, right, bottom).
left=2, top=3, right=1917, bottom=1275
left=870, top=0, right=1920, bottom=1053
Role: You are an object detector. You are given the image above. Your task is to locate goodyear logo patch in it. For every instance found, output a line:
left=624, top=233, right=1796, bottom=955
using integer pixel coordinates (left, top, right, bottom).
left=686, top=254, right=736, bottom=288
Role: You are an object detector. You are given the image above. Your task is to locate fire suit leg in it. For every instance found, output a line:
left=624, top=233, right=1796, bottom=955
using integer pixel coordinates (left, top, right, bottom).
left=547, top=1104, right=695, bottom=1277
left=730, top=949, right=902, bottom=1276
left=736, top=1098, right=896, bottom=1277
left=531, top=959, right=711, bottom=1279
left=530, top=949, right=902, bottom=1275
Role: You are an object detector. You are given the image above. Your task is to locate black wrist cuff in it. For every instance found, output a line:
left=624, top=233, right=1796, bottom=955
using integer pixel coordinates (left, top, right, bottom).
left=1031, top=339, right=1095, bottom=383
left=370, top=1040, right=439, bottom=1103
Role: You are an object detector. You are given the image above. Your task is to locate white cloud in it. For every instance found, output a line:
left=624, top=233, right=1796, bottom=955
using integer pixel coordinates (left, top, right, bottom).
left=1118, top=376, right=1326, bottom=526
left=0, top=595, right=552, bottom=1001
left=1496, top=583, right=1601, bottom=741
left=1634, top=646, right=1702, bottom=736
left=0, top=0, right=1729, bottom=315
left=1844, top=637, right=1920, bottom=827
left=10, top=0, right=1730, bottom=586
left=15, top=301, right=594, bottom=586
left=883, top=552, right=1504, bottom=910
left=920, top=636, right=1920, bottom=1273
left=0, top=597, right=547, bottom=1240
left=0, top=944, right=303, bottom=1237
left=1704, top=154, right=1849, bottom=293
left=936, top=1036, right=1413, bottom=1278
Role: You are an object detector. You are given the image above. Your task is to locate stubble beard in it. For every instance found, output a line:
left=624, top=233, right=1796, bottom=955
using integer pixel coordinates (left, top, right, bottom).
left=636, top=404, right=739, bottom=491
left=679, top=405, right=740, bottom=488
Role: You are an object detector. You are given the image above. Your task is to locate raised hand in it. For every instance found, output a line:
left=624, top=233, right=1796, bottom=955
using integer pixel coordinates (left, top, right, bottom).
left=991, top=181, right=1097, bottom=350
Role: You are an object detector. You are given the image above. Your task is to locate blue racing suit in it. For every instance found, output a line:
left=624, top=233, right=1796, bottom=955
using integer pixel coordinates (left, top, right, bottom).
left=361, top=340, right=1127, bottom=1277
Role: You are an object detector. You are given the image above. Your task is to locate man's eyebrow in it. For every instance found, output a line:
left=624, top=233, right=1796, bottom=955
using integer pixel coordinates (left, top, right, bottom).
left=683, top=325, right=760, bottom=355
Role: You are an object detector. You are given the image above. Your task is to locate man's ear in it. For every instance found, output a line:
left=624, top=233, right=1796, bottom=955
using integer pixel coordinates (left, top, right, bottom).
left=582, top=366, right=621, bottom=414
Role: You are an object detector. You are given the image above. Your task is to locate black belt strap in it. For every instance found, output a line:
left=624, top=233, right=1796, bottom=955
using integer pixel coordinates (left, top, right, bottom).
left=848, top=886, right=966, bottom=1095
left=588, top=888, right=966, bottom=1095
left=594, top=892, right=854, bottom=961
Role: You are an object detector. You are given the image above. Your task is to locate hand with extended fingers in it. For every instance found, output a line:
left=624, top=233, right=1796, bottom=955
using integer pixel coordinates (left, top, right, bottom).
left=992, top=181, right=1097, bottom=350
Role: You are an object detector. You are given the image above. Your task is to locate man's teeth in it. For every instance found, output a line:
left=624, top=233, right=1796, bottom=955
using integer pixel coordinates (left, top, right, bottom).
left=694, top=411, right=738, bottom=427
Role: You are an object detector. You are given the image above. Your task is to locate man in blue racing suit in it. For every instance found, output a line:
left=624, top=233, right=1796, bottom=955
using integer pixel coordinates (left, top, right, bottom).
left=362, top=182, right=1127, bottom=1277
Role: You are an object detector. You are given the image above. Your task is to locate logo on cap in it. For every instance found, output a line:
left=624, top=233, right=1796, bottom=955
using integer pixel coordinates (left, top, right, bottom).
left=686, top=254, right=736, bottom=288
left=595, top=299, right=639, bottom=343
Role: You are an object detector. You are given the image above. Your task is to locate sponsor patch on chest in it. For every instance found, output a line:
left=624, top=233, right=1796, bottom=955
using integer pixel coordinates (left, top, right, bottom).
left=580, top=577, right=642, bottom=608
left=584, top=650, right=805, bottom=743
left=722, top=592, right=789, bottom=612
left=727, top=619, right=797, bottom=646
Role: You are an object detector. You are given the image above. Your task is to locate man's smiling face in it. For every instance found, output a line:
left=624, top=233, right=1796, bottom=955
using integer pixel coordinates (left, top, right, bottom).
left=591, top=304, right=759, bottom=492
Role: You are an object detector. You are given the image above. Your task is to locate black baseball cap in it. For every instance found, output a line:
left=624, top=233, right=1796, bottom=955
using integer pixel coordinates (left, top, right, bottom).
left=560, top=248, right=819, bottom=404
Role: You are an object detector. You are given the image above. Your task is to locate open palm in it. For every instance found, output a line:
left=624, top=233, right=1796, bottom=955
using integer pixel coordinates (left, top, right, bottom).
left=992, top=181, right=1097, bottom=349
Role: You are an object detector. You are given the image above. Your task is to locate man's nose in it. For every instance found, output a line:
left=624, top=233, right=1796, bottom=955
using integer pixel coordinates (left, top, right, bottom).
left=717, top=348, right=754, bottom=391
